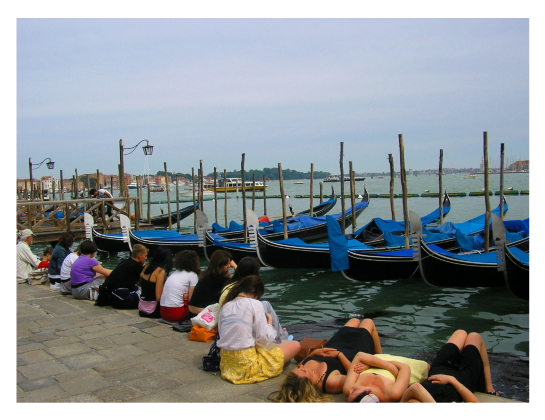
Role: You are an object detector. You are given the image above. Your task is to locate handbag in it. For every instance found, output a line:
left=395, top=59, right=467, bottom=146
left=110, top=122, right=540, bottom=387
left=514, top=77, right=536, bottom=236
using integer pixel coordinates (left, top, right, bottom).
left=138, top=296, right=158, bottom=314
left=202, top=331, right=221, bottom=372
left=294, top=338, right=328, bottom=363
left=191, top=303, right=220, bottom=330
left=28, top=268, right=48, bottom=285
left=189, top=325, right=217, bottom=342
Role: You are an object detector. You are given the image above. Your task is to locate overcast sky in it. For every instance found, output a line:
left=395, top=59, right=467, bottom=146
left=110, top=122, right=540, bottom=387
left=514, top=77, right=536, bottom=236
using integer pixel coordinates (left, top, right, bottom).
left=15, top=17, right=529, bottom=179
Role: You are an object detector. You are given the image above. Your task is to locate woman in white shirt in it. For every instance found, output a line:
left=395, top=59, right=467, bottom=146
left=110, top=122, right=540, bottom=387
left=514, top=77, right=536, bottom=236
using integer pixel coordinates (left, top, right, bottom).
left=217, top=275, right=301, bottom=384
left=159, top=250, right=200, bottom=323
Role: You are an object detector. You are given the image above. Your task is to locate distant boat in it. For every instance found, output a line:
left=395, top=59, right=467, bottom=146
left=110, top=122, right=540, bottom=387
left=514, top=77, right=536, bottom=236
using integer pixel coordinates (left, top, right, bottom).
left=204, top=177, right=265, bottom=193
left=324, top=175, right=365, bottom=182
left=294, top=181, right=303, bottom=184
left=180, top=188, right=214, bottom=197
left=127, top=182, right=139, bottom=189
left=461, top=174, right=476, bottom=179
left=149, top=185, right=165, bottom=192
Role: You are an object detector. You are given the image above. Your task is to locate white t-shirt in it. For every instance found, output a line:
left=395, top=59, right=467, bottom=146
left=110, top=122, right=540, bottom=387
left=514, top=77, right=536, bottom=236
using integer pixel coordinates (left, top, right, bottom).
left=60, top=253, right=79, bottom=281
left=160, top=270, right=198, bottom=308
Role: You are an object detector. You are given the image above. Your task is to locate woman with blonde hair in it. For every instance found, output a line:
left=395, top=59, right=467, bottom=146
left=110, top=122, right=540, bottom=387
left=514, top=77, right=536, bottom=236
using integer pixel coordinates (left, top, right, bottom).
left=270, top=318, right=382, bottom=402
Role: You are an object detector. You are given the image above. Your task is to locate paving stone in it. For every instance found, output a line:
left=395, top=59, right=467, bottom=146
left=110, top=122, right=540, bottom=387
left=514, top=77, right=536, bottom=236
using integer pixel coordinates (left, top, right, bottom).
left=55, top=327, right=88, bottom=337
left=125, top=374, right=183, bottom=396
left=17, top=384, right=70, bottom=402
left=140, top=325, right=179, bottom=338
left=97, top=344, right=148, bottom=360
left=53, top=367, right=103, bottom=384
left=45, top=342, right=94, bottom=358
left=100, top=366, right=152, bottom=384
left=18, top=360, right=70, bottom=380
left=134, top=336, right=183, bottom=353
left=81, top=324, right=106, bottom=333
left=93, top=384, right=145, bottom=402
left=83, top=337, right=117, bottom=350
left=131, top=389, right=184, bottom=402
left=17, top=342, right=46, bottom=354
left=57, top=375, right=113, bottom=396
left=61, top=393, right=104, bottom=402
left=131, top=321, right=161, bottom=330
left=17, top=349, right=54, bottom=366
left=42, top=335, right=81, bottom=348
left=145, top=357, right=189, bottom=374
left=79, top=325, right=135, bottom=341
left=30, top=298, right=86, bottom=316
left=18, top=376, right=58, bottom=392
left=107, top=330, right=155, bottom=346
left=57, top=352, right=110, bottom=370
left=27, top=333, right=58, bottom=343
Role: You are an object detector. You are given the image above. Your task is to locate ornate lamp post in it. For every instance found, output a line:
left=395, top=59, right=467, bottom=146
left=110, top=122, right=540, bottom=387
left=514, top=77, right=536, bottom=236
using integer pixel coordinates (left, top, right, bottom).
left=28, top=157, right=55, bottom=199
left=118, top=139, right=154, bottom=194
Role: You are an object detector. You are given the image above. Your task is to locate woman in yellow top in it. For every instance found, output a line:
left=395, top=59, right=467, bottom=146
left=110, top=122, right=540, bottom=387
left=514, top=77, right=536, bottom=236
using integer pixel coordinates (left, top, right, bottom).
left=343, top=352, right=412, bottom=402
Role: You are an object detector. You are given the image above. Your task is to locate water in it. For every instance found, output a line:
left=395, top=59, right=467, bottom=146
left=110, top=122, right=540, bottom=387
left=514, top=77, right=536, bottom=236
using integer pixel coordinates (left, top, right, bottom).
left=29, top=173, right=530, bottom=399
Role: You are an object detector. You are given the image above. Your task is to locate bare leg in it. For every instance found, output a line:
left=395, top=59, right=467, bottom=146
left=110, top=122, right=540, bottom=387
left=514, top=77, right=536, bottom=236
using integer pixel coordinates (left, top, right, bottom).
left=344, top=318, right=361, bottom=328
left=278, top=341, right=301, bottom=365
left=359, top=319, right=382, bottom=354
left=446, top=329, right=467, bottom=352
left=465, top=332, right=494, bottom=393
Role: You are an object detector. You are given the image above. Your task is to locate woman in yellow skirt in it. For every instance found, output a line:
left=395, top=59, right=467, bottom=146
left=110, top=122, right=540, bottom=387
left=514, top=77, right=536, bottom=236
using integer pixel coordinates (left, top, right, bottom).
left=217, top=275, right=301, bottom=384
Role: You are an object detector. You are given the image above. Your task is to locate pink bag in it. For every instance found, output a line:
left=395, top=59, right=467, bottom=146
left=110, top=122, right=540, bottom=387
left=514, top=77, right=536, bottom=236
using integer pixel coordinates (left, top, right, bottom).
left=138, top=297, right=158, bottom=314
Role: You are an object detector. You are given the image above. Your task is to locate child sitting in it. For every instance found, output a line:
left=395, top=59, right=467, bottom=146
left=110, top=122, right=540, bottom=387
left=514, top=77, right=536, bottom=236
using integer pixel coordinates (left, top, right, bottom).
left=38, top=247, right=53, bottom=269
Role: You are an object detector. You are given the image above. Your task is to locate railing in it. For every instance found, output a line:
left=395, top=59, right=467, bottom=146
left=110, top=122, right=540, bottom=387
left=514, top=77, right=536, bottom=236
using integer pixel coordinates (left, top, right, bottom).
left=16, top=197, right=141, bottom=234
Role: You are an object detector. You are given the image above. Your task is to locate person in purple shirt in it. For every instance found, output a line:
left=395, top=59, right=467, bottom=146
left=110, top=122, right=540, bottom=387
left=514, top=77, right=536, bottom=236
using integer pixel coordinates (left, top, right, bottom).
left=70, top=240, right=112, bottom=300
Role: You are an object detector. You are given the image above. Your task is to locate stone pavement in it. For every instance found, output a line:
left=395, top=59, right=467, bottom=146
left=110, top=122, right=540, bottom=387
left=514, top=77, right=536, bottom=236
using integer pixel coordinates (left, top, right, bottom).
left=16, top=283, right=518, bottom=403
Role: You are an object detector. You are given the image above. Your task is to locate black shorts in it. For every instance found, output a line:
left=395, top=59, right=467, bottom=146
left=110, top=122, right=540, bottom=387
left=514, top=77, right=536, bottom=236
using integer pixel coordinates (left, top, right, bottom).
left=325, top=326, right=376, bottom=361
left=428, top=343, right=485, bottom=392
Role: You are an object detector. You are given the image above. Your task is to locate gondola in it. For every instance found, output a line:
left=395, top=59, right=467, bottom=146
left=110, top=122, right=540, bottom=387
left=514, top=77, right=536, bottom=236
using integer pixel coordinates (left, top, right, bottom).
left=141, top=203, right=198, bottom=227
left=204, top=189, right=369, bottom=264
left=212, top=186, right=369, bottom=243
left=417, top=212, right=529, bottom=288
left=500, top=243, right=529, bottom=301
left=332, top=208, right=528, bottom=283
left=203, top=229, right=260, bottom=264
left=255, top=195, right=450, bottom=269
left=289, top=187, right=337, bottom=217
left=120, top=211, right=209, bottom=257
left=84, top=212, right=130, bottom=254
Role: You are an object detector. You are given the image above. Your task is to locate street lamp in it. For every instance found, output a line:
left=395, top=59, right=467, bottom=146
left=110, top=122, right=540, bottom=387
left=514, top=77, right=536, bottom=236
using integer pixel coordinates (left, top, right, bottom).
left=119, top=139, right=154, bottom=194
left=28, top=157, right=55, bottom=199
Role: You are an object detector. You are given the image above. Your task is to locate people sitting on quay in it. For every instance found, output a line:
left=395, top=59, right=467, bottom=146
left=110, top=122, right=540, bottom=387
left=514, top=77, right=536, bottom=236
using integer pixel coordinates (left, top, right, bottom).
left=70, top=240, right=112, bottom=300
left=96, top=244, right=148, bottom=309
left=59, top=243, right=81, bottom=295
left=38, top=247, right=53, bottom=269
left=48, top=231, right=75, bottom=290
left=400, top=330, right=499, bottom=403
left=188, top=250, right=236, bottom=318
left=159, top=250, right=200, bottom=323
left=216, top=275, right=301, bottom=384
left=17, top=229, right=41, bottom=284
left=219, top=256, right=284, bottom=340
left=138, top=246, right=172, bottom=319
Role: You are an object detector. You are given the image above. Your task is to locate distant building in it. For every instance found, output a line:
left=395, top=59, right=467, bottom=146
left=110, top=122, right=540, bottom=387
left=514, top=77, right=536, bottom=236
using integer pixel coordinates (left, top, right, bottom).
left=507, top=160, right=529, bottom=172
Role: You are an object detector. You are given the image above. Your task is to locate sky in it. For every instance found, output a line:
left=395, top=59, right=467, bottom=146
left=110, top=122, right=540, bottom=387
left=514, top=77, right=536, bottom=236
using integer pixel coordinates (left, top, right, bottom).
left=14, top=14, right=530, bottom=180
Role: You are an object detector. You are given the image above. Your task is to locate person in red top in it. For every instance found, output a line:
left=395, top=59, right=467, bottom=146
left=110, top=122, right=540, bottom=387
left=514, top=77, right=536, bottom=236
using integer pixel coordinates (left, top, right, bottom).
left=38, top=247, right=53, bottom=269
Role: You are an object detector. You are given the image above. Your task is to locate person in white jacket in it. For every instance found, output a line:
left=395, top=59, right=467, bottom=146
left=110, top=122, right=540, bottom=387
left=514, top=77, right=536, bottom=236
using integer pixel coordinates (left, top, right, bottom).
left=17, top=229, right=40, bottom=283
left=217, top=275, right=300, bottom=384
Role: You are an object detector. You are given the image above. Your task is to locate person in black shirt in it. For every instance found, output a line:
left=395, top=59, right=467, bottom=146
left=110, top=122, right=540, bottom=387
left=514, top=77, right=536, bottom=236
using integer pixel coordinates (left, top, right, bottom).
left=96, top=244, right=148, bottom=309
left=188, top=250, right=236, bottom=318
left=400, top=330, right=499, bottom=403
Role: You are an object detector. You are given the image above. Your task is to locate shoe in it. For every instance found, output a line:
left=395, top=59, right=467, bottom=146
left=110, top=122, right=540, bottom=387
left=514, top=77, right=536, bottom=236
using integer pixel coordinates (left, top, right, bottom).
left=50, top=283, right=61, bottom=291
